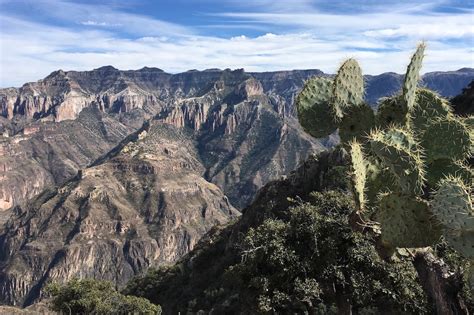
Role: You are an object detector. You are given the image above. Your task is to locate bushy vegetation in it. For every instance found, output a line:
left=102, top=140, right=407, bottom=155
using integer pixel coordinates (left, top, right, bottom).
left=223, top=191, right=429, bottom=313
left=125, top=191, right=431, bottom=314
left=46, top=278, right=161, bottom=314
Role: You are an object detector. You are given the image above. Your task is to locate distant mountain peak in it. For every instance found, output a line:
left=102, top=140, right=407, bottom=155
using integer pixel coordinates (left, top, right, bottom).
left=44, top=69, right=67, bottom=79
left=93, top=65, right=119, bottom=72
left=456, top=67, right=474, bottom=73
left=138, top=66, right=164, bottom=72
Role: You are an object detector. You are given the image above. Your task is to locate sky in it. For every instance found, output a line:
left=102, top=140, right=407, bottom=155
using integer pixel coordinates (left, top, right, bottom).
left=0, top=0, right=473, bottom=87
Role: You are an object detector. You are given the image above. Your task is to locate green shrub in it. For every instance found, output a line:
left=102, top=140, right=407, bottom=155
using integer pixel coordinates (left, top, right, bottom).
left=46, top=278, right=161, bottom=314
left=124, top=190, right=431, bottom=313
left=224, top=191, right=430, bottom=314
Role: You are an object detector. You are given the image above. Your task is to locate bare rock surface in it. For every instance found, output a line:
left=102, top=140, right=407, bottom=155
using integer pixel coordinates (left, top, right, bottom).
left=0, top=68, right=325, bottom=214
left=0, top=122, right=239, bottom=306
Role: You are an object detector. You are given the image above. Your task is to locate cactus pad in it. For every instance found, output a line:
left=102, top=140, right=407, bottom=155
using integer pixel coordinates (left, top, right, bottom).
left=296, top=77, right=339, bottom=138
left=463, top=115, right=474, bottom=129
left=349, top=140, right=367, bottom=211
left=332, top=59, right=364, bottom=108
left=369, top=128, right=425, bottom=194
left=403, top=43, right=425, bottom=111
left=432, top=176, right=474, bottom=232
left=365, top=157, right=397, bottom=208
left=376, top=192, right=442, bottom=248
left=426, top=159, right=473, bottom=188
left=444, top=230, right=474, bottom=259
left=375, top=95, right=407, bottom=128
left=421, top=117, right=472, bottom=162
left=409, top=88, right=452, bottom=134
left=339, top=102, right=375, bottom=143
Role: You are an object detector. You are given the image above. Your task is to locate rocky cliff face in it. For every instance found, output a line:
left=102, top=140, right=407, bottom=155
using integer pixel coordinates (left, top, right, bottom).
left=2, top=67, right=472, bottom=123
left=0, top=68, right=324, bottom=215
left=0, top=122, right=239, bottom=306
left=0, top=108, right=141, bottom=223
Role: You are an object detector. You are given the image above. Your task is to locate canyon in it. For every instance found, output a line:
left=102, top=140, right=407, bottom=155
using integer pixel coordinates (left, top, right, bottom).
left=0, top=66, right=472, bottom=306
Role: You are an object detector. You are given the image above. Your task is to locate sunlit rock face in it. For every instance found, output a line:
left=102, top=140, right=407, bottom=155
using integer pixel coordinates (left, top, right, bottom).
left=0, top=123, right=239, bottom=306
left=0, top=67, right=327, bottom=215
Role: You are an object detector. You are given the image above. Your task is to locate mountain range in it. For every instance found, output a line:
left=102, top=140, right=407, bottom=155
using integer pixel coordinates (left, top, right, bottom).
left=0, top=66, right=472, bottom=306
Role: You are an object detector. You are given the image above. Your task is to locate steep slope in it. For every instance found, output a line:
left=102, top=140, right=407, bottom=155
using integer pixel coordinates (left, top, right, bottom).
left=0, top=108, right=145, bottom=222
left=0, top=121, right=239, bottom=306
left=0, top=69, right=323, bottom=215
left=422, top=68, right=474, bottom=98
left=122, top=148, right=436, bottom=314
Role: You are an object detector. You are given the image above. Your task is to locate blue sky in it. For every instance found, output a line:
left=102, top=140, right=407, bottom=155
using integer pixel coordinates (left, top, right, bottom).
left=0, top=0, right=473, bottom=87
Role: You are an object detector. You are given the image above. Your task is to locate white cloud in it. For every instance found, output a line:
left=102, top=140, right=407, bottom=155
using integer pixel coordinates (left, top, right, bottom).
left=364, top=24, right=474, bottom=39
left=80, top=20, right=122, bottom=27
left=216, top=10, right=474, bottom=40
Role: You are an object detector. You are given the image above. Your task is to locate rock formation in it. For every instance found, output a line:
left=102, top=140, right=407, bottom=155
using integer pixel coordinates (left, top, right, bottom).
left=0, top=68, right=325, bottom=215
left=0, top=122, right=239, bottom=306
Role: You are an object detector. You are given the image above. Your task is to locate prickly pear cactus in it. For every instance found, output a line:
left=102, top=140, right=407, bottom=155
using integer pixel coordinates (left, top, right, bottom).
left=421, top=118, right=472, bottom=162
left=431, top=176, right=474, bottom=232
left=409, top=89, right=452, bottom=134
left=444, top=231, right=474, bottom=259
left=296, top=77, right=339, bottom=138
left=339, top=103, right=375, bottom=144
left=375, top=95, right=407, bottom=128
left=464, top=115, right=474, bottom=129
left=425, top=159, right=472, bottom=187
left=294, top=43, right=474, bottom=269
left=369, top=128, right=425, bottom=194
left=332, top=59, right=364, bottom=108
left=403, top=43, right=425, bottom=111
left=349, top=140, right=366, bottom=211
left=376, top=192, right=442, bottom=248
left=365, top=157, right=396, bottom=208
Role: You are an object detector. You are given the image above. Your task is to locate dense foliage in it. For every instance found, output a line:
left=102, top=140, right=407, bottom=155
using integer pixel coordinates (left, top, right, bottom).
left=223, top=191, right=429, bottom=313
left=46, top=278, right=161, bottom=314
left=125, top=191, right=431, bottom=314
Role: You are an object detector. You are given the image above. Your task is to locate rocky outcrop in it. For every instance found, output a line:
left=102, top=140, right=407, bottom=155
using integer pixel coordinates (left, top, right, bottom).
left=0, top=108, right=139, bottom=222
left=0, top=69, right=324, bottom=215
left=2, top=67, right=472, bottom=123
left=0, top=122, right=239, bottom=306
left=197, top=98, right=326, bottom=208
